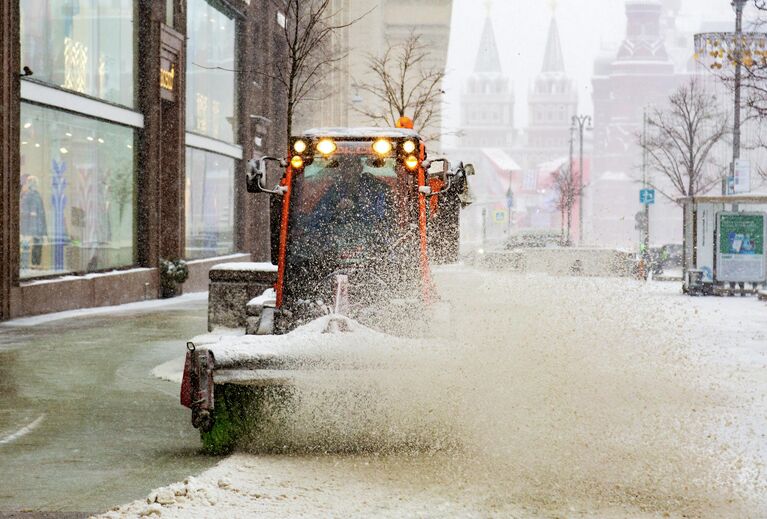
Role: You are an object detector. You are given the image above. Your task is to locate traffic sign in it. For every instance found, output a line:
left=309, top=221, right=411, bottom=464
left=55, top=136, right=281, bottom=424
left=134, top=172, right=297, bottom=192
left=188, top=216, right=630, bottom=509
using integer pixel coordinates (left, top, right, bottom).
left=640, top=188, right=655, bottom=205
left=733, top=159, right=751, bottom=194
left=494, top=210, right=507, bottom=223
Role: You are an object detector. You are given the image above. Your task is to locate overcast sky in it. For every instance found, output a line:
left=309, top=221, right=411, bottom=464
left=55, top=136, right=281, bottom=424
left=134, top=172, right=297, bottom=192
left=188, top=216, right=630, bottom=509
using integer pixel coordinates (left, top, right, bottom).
left=442, top=0, right=755, bottom=136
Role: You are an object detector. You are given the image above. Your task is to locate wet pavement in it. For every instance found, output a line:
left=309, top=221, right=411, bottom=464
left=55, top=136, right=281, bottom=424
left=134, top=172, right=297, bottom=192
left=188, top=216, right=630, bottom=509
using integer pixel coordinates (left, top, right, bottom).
left=0, top=298, right=216, bottom=516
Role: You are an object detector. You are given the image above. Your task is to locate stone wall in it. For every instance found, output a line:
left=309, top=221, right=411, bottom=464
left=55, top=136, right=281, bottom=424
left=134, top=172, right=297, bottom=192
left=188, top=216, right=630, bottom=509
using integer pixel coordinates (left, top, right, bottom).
left=207, top=263, right=278, bottom=331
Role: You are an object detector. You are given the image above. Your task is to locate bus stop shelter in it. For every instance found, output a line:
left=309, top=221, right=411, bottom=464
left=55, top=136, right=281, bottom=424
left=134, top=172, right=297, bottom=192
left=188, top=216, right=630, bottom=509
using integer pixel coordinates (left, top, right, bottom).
left=680, top=194, right=767, bottom=295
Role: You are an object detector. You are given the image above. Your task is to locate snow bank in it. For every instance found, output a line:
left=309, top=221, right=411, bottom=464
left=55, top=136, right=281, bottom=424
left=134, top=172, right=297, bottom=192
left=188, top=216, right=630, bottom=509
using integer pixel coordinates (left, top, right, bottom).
left=209, top=262, right=278, bottom=273
left=3, top=291, right=208, bottom=327
left=95, top=454, right=532, bottom=519
left=246, top=288, right=276, bottom=308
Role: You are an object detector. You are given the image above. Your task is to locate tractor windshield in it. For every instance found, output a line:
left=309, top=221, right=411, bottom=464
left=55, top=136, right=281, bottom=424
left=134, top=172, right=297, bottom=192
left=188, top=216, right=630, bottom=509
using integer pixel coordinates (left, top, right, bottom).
left=284, top=143, right=414, bottom=302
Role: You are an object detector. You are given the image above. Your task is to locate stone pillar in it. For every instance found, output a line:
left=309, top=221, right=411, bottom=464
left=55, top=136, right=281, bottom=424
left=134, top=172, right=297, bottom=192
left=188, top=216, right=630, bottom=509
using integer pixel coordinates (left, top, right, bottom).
left=136, top=0, right=186, bottom=277
left=0, top=0, right=20, bottom=320
left=237, top=2, right=276, bottom=262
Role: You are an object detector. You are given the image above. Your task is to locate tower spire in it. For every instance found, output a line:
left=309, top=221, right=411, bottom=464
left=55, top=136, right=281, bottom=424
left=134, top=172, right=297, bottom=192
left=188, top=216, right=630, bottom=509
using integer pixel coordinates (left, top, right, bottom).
left=473, top=10, right=502, bottom=74
left=541, top=14, right=565, bottom=73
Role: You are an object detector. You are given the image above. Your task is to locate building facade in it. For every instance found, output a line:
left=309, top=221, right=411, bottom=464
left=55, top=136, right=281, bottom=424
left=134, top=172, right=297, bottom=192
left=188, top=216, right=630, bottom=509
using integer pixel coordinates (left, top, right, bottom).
left=525, top=15, right=578, bottom=169
left=295, top=0, right=454, bottom=146
left=0, top=0, right=287, bottom=320
left=449, top=6, right=580, bottom=245
left=590, top=0, right=685, bottom=248
left=458, top=15, right=516, bottom=151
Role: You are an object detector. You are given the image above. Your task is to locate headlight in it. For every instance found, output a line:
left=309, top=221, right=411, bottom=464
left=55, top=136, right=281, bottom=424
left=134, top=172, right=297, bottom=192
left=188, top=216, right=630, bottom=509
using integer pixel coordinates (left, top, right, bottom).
left=405, top=155, right=419, bottom=171
left=290, top=155, right=304, bottom=169
left=402, top=140, right=416, bottom=154
left=316, top=139, right=336, bottom=156
left=293, top=140, right=307, bottom=153
left=372, top=139, right=393, bottom=155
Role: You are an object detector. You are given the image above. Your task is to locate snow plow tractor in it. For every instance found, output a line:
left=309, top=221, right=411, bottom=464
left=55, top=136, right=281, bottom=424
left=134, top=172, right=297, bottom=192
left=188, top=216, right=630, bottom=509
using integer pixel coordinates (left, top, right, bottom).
left=180, top=126, right=473, bottom=453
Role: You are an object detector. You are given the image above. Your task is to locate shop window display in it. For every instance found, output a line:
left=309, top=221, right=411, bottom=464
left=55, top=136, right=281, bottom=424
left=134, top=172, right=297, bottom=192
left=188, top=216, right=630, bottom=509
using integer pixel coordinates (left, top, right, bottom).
left=20, top=0, right=134, bottom=108
left=186, top=0, right=237, bottom=142
left=19, top=103, right=135, bottom=279
left=185, top=147, right=235, bottom=260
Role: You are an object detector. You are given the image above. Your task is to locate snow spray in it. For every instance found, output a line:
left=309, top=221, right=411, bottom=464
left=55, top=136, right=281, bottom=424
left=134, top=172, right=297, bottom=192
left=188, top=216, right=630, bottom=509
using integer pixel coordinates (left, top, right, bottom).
left=238, top=269, right=765, bottom=517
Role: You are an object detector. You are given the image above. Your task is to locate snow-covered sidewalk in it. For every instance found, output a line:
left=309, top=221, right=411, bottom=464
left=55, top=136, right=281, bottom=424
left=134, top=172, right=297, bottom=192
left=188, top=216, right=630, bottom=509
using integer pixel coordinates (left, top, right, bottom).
left=98, top=272, right=767, bottom=518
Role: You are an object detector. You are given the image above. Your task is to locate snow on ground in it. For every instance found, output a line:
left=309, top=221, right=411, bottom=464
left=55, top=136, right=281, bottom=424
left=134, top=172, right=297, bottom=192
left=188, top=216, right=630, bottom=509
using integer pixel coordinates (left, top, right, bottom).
left=103, top=269, right=767, bottom=518
left=2, top=291, right=208, bottom=328
left=210, top=262, right=278, bottom=272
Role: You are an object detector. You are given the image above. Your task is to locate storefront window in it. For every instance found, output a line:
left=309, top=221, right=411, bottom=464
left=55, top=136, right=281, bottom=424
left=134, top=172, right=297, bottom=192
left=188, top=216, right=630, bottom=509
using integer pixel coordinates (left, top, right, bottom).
left=185, top=148, right=235, bottom=259
left=20, top=0, right=134, bottom=108
left=19, top=103, right=135, bottom=279
left=186, top=0, right=237, bottom=143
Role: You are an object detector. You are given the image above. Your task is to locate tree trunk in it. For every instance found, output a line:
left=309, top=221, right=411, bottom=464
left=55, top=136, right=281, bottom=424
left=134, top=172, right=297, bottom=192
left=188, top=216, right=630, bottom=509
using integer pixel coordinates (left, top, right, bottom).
left=560, top=206, right=565, bottom=245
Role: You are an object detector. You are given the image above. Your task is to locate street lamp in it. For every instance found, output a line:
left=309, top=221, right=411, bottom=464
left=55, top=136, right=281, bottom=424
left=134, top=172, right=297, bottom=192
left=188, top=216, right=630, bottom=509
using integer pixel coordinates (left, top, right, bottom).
left=695, top=1, right=756, bottom=195
left=731, top=0, right=747, bottom=195
left=571, top=114, right=591, bottom=246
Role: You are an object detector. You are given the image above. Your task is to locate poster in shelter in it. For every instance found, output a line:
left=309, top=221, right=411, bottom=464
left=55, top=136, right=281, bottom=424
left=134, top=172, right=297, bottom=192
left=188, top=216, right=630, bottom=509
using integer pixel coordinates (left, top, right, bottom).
left=716, top=212, right=766, bottom=282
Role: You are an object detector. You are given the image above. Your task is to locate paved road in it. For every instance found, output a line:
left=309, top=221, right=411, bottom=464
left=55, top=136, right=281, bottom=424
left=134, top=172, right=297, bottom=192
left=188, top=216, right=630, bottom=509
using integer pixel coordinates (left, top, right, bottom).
left=0, top=298, right=216, bottom=517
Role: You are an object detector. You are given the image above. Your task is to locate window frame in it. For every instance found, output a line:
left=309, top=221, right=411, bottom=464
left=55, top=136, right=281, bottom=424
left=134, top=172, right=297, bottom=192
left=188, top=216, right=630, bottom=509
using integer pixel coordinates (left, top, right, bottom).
left=17, top=1, right=141, bottom=281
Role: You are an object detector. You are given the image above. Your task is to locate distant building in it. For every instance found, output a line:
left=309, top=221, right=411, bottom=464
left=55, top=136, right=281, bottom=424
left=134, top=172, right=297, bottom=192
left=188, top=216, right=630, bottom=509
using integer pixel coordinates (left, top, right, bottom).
left=457, top=14, right=516, bottom=151
left=525, top=14, right=578, bottom=169
left=589, top=0, right=686, bottom=248
left=295, top=0, right=454, bottom=147
left=450, top=6, right=580, bottom=244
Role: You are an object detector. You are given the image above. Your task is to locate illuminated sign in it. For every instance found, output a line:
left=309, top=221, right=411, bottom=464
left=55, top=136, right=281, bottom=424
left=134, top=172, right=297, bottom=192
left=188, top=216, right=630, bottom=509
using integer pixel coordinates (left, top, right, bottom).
left=160, top=65, right=175, bottom=92
left=160, top=24, right=184, bottom=102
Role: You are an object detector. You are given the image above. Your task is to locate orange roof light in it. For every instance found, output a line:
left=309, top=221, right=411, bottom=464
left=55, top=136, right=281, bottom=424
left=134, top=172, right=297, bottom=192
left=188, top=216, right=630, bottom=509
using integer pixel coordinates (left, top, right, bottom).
left=396, top=116, right=414, bottom=129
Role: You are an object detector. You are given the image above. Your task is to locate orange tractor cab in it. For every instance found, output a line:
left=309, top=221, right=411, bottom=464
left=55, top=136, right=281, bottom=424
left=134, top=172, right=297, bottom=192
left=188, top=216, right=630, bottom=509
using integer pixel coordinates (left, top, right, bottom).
left=181, top=126, right=473, bottom=452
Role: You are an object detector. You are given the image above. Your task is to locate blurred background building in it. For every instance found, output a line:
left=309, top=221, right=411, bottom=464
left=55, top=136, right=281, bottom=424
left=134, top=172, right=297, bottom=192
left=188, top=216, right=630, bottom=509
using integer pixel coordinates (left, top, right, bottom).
left=294, top=0, right=454, bottom=146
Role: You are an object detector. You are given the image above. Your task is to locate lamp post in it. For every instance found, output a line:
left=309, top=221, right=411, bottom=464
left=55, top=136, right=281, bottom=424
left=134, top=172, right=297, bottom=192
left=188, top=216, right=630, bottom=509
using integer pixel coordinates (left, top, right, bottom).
left=571, top=114, right=591, bottom=246
left=695, top=2, right=757, bottom=195
left=730, top=0, right=747, bottom=195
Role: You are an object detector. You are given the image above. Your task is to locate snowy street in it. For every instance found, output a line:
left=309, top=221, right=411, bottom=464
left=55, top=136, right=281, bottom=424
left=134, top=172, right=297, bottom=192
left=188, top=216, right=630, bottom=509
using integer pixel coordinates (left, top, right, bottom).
left=0, top=295, right=217, bottom=516
left=4, top=268, right=764, bottom=518
left=4, top=0, right=767, bottom=517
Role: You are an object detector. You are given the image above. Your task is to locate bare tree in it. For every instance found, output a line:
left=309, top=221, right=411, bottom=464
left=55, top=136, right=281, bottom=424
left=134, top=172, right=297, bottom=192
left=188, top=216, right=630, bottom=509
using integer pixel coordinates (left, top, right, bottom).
left=353, top=33, right=446, bottom=138
left=742, top=2, right=767, bottom=153
left=552, top=165, right=582, bottom=246
left=639, top=79, right=730, bottom=201
left=271, top=0, right=367, bottom=144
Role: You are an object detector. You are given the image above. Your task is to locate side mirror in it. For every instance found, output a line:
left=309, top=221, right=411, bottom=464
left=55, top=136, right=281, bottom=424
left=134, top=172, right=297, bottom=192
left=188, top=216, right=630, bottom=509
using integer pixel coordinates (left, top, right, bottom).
left=463, top=163, right=476, bottom=176
left=247, top=156, right=287, bottom=195
left=423, top=158, right=450, bottom=177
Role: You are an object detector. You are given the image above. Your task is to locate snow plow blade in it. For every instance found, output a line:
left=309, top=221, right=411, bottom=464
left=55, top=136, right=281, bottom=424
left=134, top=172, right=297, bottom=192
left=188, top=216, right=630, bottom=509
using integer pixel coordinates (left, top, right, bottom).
left=180, top=315, right=433, bottom=454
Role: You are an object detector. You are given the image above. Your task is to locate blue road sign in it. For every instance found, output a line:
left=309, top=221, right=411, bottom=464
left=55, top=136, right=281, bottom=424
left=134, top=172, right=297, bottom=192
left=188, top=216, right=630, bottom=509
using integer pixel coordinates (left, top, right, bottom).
left=640, top=188, right=655, bottom=205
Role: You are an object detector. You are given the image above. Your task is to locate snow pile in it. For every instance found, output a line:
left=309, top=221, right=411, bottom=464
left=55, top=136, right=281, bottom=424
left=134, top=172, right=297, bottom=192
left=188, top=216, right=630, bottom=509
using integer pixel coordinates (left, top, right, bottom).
left=209, top=262, right=278, bottom=272
left=206, top=314, right=439, bottom=369
left=95, top=469, right=249, bottom=519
